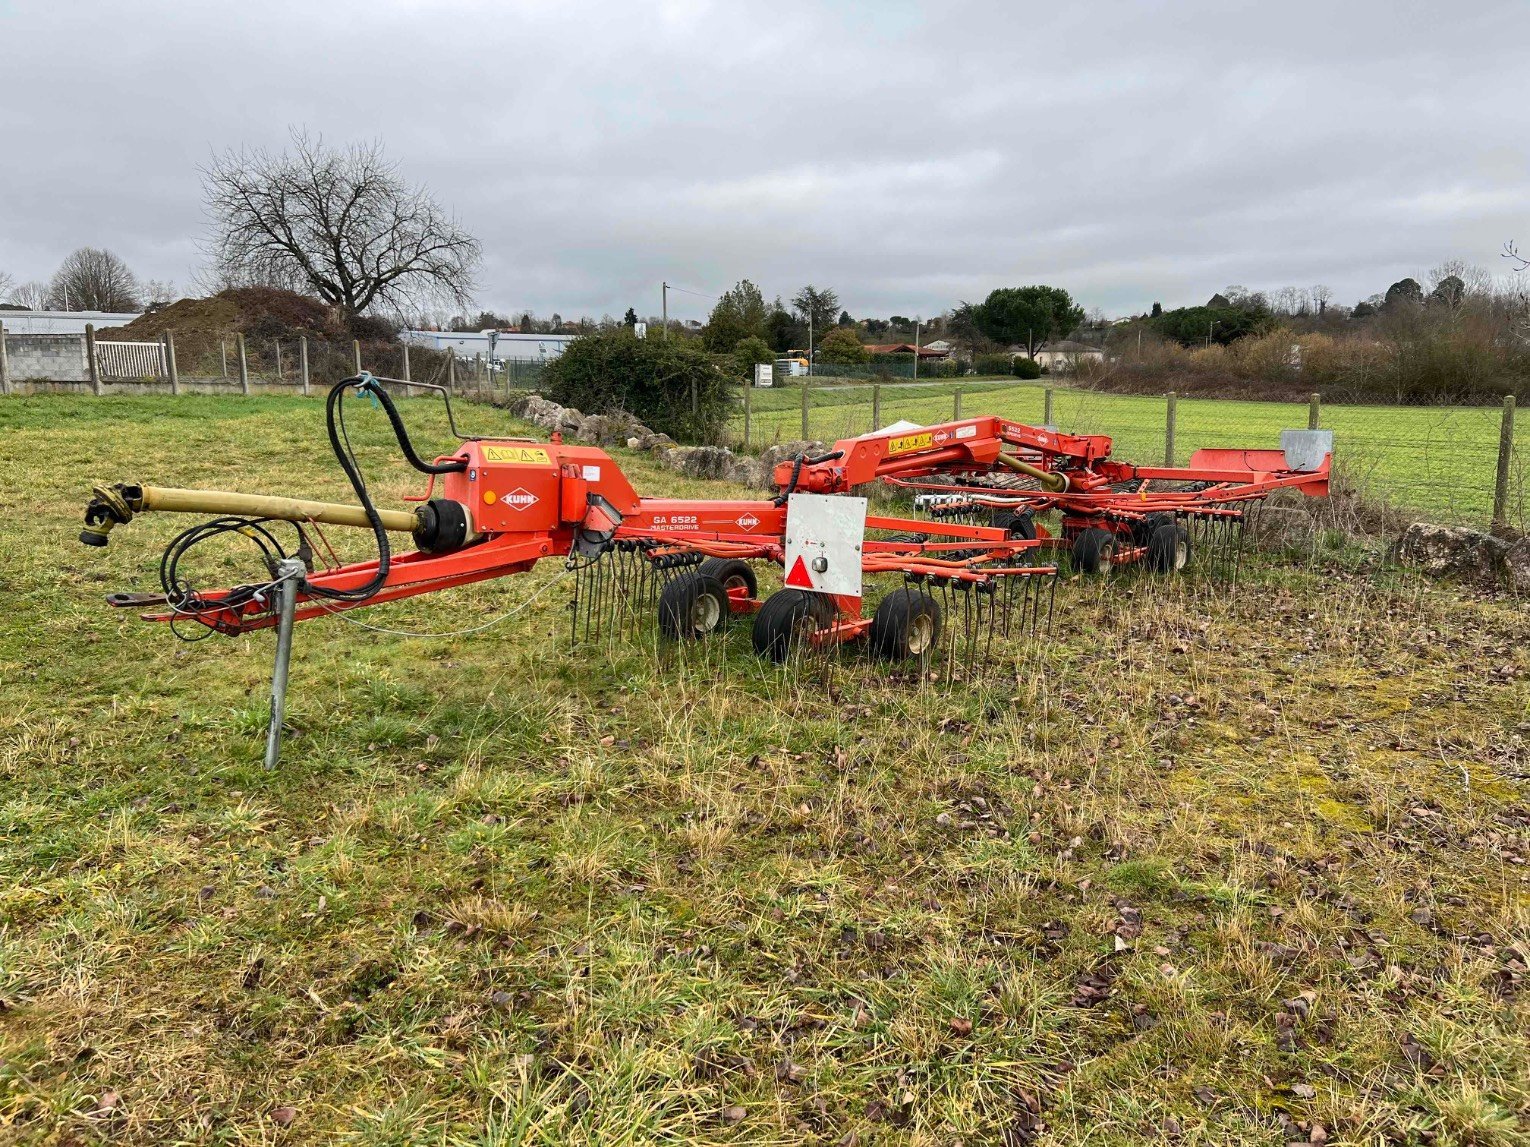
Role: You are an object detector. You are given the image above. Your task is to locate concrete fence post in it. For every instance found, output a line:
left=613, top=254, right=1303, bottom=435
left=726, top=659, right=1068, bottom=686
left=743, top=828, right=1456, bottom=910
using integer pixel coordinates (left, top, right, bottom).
left=274, top=340, right=283, bottom=383
left=401, top=342, right=411, bottom=388
left=1043, top=387, right=1054, bottom=426
left=86, top=324, right=101, bottom=395
left=1165, top=390, right=1177, bottom=467
left=299, top=336, right=310, bottom=396
left=352, top=340, right=362, bottom=376
left=221, top=339, right=228, bottom=379
left=237, top=333, right=250, bottom=395
left=1308, top=392, right=1321, bottom=430
left=166, top=331, right=179, bottom=395
left=801, top=380, right=810, bottom=439
left=0, top=323, right=10, bottom=396
left=743, top=382, right=752, bottom=446
left=1493, top=394, right=1516, bottom=531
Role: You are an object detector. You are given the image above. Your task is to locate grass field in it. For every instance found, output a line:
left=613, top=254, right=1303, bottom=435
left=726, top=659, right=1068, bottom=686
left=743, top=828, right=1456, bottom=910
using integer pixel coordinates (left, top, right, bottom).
left=738, top=381, right=1527, bottom=531
left=1, top=395, right=1527, bottom=1145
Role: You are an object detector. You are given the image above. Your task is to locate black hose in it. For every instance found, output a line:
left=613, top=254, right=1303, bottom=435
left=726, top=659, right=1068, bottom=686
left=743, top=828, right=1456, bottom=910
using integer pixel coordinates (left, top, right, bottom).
left=361, top=376, right=468, bottom=476
left=771, top=449, right=845, bottom=506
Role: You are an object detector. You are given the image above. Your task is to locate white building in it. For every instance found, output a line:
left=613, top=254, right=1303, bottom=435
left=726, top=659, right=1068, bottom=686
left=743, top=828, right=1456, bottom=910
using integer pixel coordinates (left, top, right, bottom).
left=401, top=330, right=576, bottom=361
left=0, top=309, right=143, bottom=335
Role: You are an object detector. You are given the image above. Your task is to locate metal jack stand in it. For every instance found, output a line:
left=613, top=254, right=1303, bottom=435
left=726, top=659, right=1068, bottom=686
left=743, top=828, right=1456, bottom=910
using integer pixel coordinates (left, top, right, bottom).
left=264, top=557, right=306, bottom=769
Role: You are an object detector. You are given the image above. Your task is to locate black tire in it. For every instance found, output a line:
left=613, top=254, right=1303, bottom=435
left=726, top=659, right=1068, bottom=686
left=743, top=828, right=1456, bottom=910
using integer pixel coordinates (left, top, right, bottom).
left=697, top=557, right=757, bottom=599
left=658, top=574, right=729, bottom=640
left=1130, top=512, right=1175, bottom=547
left=751, top=589, right=835, bottom=663
left=1146, top=522, right=1192, bottom=574
left=992, top=509, right=1038, bottom=566
left=1071, top=527, right=1116, bottom=575
left=870, top=588, right=943, bottom=660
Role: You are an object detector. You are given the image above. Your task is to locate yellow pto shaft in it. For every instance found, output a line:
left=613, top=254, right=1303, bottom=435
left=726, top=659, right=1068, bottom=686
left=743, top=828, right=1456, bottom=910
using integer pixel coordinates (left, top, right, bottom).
left=80, top=483, right=419, bottom=547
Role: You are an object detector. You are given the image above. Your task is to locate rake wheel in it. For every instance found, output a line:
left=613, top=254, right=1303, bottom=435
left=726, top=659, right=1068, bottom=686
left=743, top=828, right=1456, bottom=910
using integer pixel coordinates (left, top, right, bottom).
left=658, top=574, right=730, bottom=640
left=751, top=589, right=835, bottom=663
left=870, top=588, right=943, bottom=660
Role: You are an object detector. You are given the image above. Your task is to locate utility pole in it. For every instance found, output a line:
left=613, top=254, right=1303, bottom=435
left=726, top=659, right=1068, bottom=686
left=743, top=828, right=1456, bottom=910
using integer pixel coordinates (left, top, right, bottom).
left=914, top=317, right=921, bottom=382
left=661, top=282, right=668, bottom=341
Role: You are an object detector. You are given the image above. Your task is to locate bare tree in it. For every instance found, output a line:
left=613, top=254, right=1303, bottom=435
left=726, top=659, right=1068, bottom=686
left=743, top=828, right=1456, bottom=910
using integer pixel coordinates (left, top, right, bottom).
left=201, top=129, right=481, bottom=317
left=48, top=247, right=142, bottom=311
left=141, top=279, right=179, bottom=309
left=1311, top=284, right=1333, bottom=314
left=1506, top=241, right=1530, bottom=273
left=10, top=281, right=49, bottom=309
left=0, top=271, right=13, bottom=303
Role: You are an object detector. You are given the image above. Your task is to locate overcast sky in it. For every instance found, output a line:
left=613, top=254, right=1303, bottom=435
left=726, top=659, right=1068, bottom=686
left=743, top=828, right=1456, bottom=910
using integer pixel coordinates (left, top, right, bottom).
left=2, top=0, right=1528, bottom=322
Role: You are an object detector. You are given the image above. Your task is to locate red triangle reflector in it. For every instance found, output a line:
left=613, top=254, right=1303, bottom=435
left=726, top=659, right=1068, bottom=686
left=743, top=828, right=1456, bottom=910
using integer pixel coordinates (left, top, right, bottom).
left=784, top=555, right=814, bottom=588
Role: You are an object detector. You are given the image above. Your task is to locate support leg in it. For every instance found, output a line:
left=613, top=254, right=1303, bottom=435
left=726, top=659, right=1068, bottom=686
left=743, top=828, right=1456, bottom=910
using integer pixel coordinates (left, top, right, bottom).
left=264, top=558, right=306, bottom=769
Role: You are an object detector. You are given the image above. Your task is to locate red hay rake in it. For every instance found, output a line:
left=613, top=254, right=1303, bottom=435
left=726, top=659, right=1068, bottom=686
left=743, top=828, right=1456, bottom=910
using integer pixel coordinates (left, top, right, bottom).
left=80, top=376, right=1331, bottom=761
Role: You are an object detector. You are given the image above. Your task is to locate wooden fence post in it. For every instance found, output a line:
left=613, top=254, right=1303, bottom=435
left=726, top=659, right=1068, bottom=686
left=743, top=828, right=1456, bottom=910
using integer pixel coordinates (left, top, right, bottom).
left=353, top=340, right=362, bottom=376
left=953, top=387, right=962, bottom=421
left=742, top=383, right=751, bottom=446
left=237, top=334, right=250, bottom=395
left=1043, top=386, right=1054, bottom=426
left=299, top=336, right=310, bottom=396
left=801, top=381, right=810, bottom=440
left=446, top=354, right=456, bottom=392
left=1493, top=394, right=1516, bottom=531
left=1308, top=392, right=1321, bottom=430
left=1165, top=390, right=1177, bottom=466
left=86, top=324, right=101, bottom=395
left=872, top=383, right=881, bottom=430
left=165, top=331, right=179, bottom=395
left=0, top=323, right=10, bottom=396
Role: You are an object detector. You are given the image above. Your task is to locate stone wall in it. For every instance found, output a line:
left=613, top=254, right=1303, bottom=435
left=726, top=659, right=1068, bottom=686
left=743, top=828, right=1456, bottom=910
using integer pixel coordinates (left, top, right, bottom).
left=2, top=333, right=89, bottom=383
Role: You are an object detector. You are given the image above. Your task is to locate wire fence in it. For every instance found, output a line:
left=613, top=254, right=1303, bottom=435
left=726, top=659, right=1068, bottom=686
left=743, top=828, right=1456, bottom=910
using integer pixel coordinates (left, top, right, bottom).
left=0, top=330, right=552, bottom=400
left=733, top=379, right=1526, bottom=532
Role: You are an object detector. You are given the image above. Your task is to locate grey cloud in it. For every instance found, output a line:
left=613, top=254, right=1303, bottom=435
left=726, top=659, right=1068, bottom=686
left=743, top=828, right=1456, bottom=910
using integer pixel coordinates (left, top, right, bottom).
left=2, top=0, right=1526, bottom=321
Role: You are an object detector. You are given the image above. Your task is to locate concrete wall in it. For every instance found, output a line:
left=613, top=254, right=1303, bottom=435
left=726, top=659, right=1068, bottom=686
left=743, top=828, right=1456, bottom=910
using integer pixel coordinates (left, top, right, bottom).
left=0, top=310, right=142, bottom=335
left=4, top=333, right=89, bottom=382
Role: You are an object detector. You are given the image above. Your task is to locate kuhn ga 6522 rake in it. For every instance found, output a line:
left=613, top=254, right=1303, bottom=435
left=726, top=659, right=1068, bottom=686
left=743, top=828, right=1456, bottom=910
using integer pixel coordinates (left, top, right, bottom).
left=79, top=376, right=1331, bottom=711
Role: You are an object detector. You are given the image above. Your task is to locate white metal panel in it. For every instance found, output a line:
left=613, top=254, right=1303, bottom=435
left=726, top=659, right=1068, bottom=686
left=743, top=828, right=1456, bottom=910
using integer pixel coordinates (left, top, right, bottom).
left=784, top=493, right=866, bottom=598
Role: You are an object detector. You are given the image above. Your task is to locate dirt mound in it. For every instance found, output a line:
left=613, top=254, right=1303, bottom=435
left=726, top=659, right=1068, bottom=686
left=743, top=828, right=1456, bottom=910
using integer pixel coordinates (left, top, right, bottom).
left=97, top=288, right=385, bottom=371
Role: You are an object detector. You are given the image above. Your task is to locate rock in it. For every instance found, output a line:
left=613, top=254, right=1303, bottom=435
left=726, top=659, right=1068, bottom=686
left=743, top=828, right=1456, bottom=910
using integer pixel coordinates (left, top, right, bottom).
left=575, top=412, right=643, bottom=446
left=664, top=446, right=736, bottom=481
left=554, top=407, right=584, bottom=434
left=520, top=395, right=566, bottom=431
left=503, top=393, right=536, bottom=418
left=1505, top=539, right=1530, bottom=593
left=1251, top=506, right=1317, bottom=550
left=1395, top=523, right=1507, bottom=583
left=627, top=432, right=677, bottom=454
left=759, top=440, right=828, bottom=471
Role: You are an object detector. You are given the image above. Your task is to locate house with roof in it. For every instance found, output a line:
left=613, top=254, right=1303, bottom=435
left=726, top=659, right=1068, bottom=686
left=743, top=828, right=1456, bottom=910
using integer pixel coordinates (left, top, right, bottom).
left=863, top=342, right=947, bottom=359
left=1013, top=339, right=1105, bottom=371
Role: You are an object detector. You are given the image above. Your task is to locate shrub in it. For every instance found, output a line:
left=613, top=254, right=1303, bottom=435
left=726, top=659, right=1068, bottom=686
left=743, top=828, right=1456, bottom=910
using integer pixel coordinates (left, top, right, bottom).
left=818, top=328, right=869, bottom=364
left=1012, top=356, right=1041, bottom=380
left=541, top=328, right=734, bottom=443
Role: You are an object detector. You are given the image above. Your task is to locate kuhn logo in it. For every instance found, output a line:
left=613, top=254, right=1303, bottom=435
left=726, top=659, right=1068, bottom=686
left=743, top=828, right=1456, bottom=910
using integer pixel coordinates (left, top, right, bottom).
left=504, top=487, right=538, bottom=510
left=736, top=513, right=760, bottom=531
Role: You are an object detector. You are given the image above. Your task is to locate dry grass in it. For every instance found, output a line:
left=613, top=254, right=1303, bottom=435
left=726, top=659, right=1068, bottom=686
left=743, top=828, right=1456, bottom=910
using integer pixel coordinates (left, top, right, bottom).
left=0, top=395, right=1526, bottom=1145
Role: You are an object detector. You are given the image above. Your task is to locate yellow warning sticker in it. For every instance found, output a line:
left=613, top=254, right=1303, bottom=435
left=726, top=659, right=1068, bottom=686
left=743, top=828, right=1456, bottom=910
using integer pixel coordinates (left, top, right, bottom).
left=887, top=431, right=934, bottom=455
left=483, top=445, right=551, bottom=465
